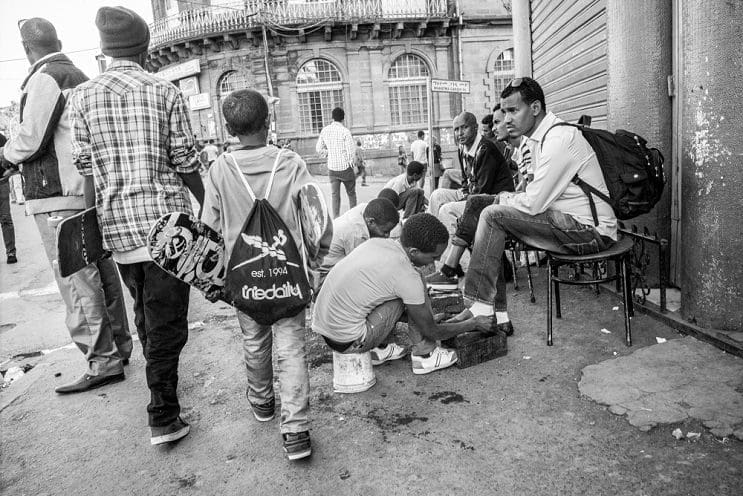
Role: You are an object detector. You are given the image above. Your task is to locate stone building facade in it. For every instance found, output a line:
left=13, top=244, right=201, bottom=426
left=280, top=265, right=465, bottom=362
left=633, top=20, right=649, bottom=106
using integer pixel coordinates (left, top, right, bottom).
left=147, top=0, right=513, bottom=175
left=512, top=0, right=743, bottom=333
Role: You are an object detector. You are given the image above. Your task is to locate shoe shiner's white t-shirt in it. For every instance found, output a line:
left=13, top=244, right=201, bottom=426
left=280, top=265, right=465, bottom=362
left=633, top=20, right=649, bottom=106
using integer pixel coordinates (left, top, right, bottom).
left=312, top=238, right=425, bottom=343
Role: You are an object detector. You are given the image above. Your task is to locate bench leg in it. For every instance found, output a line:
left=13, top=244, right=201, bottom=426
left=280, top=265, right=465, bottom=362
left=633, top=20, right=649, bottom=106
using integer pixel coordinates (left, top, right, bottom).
left=526, top=257, right=536, bottom=303
left=547, top=259, right=554, bottom=346
left=621, top=255, right=632, bottom=346
left=624, top=254, right=635, bottom=317
left=510, top=248, right=519, bottom=290
left=553, top=264, right=562, bottom=319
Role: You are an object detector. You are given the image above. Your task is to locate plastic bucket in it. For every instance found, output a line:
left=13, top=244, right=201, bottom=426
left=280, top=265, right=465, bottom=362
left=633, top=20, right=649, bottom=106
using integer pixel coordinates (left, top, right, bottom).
left=332, top=351, right=376, bottom=393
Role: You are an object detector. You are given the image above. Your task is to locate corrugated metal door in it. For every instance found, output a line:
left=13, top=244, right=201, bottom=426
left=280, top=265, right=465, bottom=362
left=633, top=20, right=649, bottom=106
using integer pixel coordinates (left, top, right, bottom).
left=530, top=0, right=608, bottom=128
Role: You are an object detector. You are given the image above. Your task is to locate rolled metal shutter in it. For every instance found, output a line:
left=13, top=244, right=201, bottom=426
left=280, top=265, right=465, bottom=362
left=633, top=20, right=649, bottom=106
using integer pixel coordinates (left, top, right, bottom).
left=530, top=0, right=608, bottom=128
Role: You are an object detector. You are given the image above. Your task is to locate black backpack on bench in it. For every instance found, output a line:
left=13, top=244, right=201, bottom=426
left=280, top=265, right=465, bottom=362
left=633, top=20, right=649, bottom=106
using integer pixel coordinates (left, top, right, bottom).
left=544, top=117, right=665, bottom=224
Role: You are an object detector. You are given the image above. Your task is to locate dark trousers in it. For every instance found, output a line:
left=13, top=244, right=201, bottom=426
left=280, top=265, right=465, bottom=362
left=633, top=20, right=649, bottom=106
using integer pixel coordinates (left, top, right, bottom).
left=117, top=261, right=190, bottom=427
left=329, top=167, right=357, bottom=218
left=0, top=180, right=16, bottom=256
left=398, top=188, right=427, bottom=219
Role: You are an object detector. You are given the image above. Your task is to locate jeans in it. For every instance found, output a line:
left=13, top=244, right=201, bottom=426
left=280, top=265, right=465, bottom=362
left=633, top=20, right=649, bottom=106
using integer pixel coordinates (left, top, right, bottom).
left=449, top=195, right=506, bottom=311
left=328, top=167, right=357, bottom=218
left=0, top=180, right=15, bottom=256
left=398, top=188, right=427, bottom=219
left=34, top=210, right=130, bottom=376
left=428, top=188, right=464, bottom=218
left=118, top=262, right=190, bottom=427
left=236, top=309, right=310, bottom=434
left=343, top=299, right=436, bottom=356
left=465, top=205, right=613, bottom=308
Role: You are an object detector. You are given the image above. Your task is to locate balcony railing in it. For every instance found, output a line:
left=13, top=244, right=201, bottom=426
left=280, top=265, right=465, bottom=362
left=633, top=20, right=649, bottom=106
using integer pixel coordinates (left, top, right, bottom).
left=150, top=0, right=453, bottom=49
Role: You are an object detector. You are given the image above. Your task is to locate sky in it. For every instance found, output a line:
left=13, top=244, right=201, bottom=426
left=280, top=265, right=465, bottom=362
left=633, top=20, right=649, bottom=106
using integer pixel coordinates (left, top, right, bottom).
left=0, top=0, right=153, bottom=107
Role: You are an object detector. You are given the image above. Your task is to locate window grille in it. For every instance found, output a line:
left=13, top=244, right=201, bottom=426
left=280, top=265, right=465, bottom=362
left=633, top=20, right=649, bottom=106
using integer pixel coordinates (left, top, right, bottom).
left=296, top=59, right=344, bottom=134
left=388, top=54, right=430, bottom=126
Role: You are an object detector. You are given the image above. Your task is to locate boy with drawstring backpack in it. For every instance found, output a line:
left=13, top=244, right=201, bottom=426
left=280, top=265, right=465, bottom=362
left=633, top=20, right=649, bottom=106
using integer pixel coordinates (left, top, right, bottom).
left=201, top=89, right=332, bottom=460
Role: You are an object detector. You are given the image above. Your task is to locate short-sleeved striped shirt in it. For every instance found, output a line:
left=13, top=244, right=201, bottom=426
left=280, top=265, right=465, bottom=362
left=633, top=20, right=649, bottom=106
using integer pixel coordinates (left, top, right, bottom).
left=70, top=60, right=199, bottom=253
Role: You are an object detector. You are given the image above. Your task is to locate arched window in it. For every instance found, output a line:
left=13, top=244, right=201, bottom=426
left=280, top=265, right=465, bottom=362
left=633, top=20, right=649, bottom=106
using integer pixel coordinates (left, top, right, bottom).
left=492, top=48, right=515, bottom=96
left=388, top=54, right=429, bottom=127
left=296, top=59, right=344, bottom=134
left=218, top=70, right=250, bottom=98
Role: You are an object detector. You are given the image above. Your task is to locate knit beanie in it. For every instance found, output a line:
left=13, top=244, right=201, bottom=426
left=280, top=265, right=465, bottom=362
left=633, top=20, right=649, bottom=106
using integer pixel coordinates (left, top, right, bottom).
left=95, top=6, right=150, bottom=57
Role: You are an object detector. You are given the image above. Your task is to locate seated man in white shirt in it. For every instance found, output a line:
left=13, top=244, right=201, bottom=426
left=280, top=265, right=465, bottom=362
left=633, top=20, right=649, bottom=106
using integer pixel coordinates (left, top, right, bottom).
left=447, top=77, right=617, bottom=334
left=384, top=160, right=426, bottom=219
left=312, top=213, right=492, bottom=374
left=316, top=197, right=400, bottom=288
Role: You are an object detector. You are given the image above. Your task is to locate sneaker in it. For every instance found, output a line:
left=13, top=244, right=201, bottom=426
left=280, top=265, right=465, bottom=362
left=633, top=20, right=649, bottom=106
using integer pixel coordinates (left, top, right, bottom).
left=150, top=417, right=190, bottom=445
left=425, top=271, right=458, bottom=291
left=411, top=346, right=458, bottom=375
left=249, top=397, right=275, bottom=422
left=370, top=343, right=408, bottom=365
left=283, top=431, right=312, bottom=460
left=7, top=254, right=17, bottom=264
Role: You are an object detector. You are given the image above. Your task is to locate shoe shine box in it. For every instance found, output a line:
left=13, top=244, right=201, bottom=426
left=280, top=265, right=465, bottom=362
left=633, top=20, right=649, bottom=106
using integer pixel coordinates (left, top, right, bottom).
left=429, top=290, right=464, bottom=315
left=442, top=329, right=508, bottom=369
left=430, top=289, right=508, bottom=369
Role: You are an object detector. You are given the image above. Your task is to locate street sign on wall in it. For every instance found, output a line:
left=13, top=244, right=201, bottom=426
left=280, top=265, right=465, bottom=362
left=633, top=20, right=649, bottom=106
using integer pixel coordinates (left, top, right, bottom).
left=156, top=59, right=201, bottom=82
left=188, top=93, right=211, bottom=111
left=430, top=78, right=471, bottom=94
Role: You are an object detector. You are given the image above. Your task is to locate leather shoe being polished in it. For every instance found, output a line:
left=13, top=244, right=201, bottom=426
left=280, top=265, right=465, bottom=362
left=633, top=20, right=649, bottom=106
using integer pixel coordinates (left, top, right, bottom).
left=55, top=372, right=125, bottom=394
left=493, top=320, right=514, bottom=336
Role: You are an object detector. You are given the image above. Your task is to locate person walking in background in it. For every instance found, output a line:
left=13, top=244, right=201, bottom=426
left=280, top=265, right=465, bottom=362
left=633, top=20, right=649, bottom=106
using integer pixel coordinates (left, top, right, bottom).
left=354, top=139, right=367, bottom=186
left=70, top=6, right=204, bottom=445
left=0, top=18, right=131, bottom=393
left=410, top=130, right=428, bottom=189
left=316, top=107, right=357, bottom=218
left=0, top=131, right=17, bottom=264
left=202, top=139, right=219, bottom=169
left=397, top=144, right=407, bottom=173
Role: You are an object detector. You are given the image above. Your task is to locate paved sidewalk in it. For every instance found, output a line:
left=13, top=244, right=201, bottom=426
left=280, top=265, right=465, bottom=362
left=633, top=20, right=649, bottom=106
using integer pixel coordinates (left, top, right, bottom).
left=580, top=337, right=743, bottom=437
left=1, top=177, right=742, bottom=495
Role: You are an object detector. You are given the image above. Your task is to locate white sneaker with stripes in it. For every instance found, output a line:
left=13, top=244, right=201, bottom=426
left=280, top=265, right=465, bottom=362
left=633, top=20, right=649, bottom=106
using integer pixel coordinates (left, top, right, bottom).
left=411, top=346, right=458, bottom=375
left=370, top=343, right=408, bottom=365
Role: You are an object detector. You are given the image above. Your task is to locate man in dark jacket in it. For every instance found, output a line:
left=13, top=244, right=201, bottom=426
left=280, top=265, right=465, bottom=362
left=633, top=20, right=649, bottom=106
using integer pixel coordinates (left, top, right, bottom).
left=0, top=18, right=131, bottom=393
left=427, top=111, right=514, bottom=267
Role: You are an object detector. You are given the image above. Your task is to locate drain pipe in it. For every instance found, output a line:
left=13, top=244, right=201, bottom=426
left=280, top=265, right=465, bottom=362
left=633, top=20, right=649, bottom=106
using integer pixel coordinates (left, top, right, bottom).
left=455, top=0, right=465, bottom=110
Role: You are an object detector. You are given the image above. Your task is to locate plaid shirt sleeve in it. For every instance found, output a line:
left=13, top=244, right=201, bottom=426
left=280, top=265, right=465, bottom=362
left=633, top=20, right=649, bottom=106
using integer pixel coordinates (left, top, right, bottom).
left=167, top=89, right=199, bottom=174
left=344, top=130, right=356, bottom=164
left=69, top=89, right=93, bottom=177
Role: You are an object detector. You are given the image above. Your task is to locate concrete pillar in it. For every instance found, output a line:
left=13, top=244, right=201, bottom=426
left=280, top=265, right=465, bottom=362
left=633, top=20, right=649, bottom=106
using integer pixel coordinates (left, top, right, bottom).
left=679, top=0, right=743, bottom=331
left=605, top=0, right=673, bottom=243
left=511, top=0, right=532, bottom=77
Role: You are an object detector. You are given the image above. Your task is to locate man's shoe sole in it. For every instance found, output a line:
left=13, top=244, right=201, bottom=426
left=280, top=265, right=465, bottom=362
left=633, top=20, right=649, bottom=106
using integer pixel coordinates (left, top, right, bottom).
left=426, top=282, right=458, bottom=291
left=412, top=356, right=458, bottom=375
left=253, top=411, right=275, bottom=422
left=285, top=447, right=312, bottom=460
left=150, top=424, right=190, bottom=445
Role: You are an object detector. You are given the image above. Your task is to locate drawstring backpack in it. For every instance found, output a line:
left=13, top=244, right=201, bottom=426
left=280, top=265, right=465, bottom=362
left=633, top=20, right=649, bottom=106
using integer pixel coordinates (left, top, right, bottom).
left=223, top=150, right=312, bottom=325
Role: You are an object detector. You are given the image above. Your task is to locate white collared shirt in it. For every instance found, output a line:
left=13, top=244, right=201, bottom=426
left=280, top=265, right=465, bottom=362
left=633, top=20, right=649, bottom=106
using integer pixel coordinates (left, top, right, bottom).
left=315, top=121, right=356, bottom=172
left=498, top=112, right=617, bottom=240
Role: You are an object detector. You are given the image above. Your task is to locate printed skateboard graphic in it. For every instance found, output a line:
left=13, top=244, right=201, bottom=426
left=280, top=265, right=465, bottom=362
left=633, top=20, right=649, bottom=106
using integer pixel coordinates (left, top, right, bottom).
left=298, top=182, right=329, bottom=260
left=147, top=212, right=227, bottom=295
left=57, top=207, right=109, bottom=277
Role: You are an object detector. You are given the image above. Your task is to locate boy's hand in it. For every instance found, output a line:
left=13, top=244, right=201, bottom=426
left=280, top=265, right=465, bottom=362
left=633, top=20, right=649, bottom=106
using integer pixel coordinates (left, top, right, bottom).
left=472, top=315, right=493, bottom=332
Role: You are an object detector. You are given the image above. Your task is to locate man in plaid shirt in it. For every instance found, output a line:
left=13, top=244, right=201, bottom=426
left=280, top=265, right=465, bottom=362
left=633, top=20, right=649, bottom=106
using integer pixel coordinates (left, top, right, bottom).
left=315, top=107, right=357, bottom=218
left=70, top=6, right=204, bottom=446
